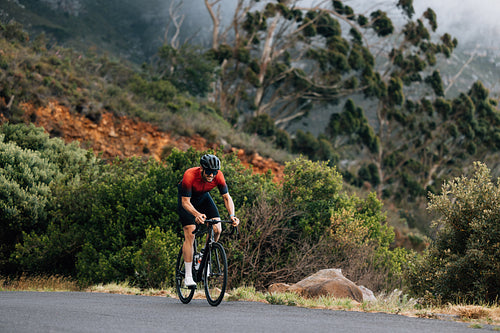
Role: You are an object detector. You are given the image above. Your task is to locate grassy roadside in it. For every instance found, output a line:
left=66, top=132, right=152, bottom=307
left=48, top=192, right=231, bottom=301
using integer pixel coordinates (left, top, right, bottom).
left=1, top=276, right=499, bottom=329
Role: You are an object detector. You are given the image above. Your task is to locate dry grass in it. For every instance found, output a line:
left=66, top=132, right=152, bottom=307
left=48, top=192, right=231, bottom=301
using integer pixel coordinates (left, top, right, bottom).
left=451, top=305, right=495, bottom=320
left=227, top=287, right=500, bottom=327
left=412, top=304, right=500, bottom=328
left=0, top=274, right=80, bottom=292
left=87, top=282, right=142, bottom=295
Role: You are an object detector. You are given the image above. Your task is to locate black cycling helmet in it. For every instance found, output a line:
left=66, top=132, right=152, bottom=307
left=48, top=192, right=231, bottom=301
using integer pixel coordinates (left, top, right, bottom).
left=200, top=154, right=221, bottom=171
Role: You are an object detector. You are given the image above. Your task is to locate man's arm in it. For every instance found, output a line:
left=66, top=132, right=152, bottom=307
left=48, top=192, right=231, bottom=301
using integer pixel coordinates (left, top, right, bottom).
left=181, top=196, right=206, bottom=224
left=222, top=192, right=239, bottom=226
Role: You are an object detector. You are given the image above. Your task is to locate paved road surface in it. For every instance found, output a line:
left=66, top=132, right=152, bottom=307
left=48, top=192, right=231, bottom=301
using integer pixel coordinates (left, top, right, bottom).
left=0, top=291, right=494, bottom=332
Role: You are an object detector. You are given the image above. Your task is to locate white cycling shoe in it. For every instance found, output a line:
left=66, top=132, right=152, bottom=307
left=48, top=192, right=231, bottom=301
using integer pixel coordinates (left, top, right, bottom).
left=184, top=276, right=196, bottom=288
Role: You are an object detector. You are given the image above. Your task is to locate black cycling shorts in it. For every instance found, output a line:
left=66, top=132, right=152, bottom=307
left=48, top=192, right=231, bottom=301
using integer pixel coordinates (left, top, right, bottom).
left=177, top=191, right=220, bottom=227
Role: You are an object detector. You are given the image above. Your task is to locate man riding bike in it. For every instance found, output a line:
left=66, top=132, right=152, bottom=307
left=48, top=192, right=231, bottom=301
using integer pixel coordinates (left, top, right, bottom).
left=177, top=154, right=239, bottom=287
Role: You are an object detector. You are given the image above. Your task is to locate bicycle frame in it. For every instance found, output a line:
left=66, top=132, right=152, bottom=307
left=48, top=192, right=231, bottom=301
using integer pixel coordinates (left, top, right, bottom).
left=192, top=219, right=236, bottom=283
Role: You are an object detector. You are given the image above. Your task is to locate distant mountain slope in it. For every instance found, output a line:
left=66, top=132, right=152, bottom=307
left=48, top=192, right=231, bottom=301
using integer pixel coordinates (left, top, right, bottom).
left=0, top=0, right=165, bottom=62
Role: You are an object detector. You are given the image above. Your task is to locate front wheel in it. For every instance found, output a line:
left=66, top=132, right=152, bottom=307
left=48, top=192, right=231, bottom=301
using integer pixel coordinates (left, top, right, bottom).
left=175, top=247, right=195, bottom=304
left=204, top=242, right=227, bottom=306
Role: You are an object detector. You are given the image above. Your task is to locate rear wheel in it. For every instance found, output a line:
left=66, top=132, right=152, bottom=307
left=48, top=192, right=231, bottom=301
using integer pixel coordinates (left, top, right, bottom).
left=204, top=242, right=227, bottom=306
left=175, top=247, right=195, bottom=304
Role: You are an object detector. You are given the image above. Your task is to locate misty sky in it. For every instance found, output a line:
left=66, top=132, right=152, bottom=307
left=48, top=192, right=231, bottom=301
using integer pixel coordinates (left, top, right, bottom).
left=332, top=0, right=500, bottom=48
left=185, top=0, right=500, bottom=50
left=413, top=0, right=500, bottom=47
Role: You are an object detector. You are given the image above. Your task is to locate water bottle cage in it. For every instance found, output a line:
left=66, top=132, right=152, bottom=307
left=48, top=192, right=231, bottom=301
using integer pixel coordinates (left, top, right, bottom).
left=194, top=253, right=201, bottom=270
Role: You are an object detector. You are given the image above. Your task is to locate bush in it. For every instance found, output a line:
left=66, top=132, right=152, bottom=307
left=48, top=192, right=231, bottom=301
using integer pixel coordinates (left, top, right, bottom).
left=274, top=129, right=291, bottom=151
left=128, top=75, right=177, bottom=103
left=227, top=157, right=407, bottom=292
left=244, top=114, right=276, bottom=137
left=282, top=157, right=343, bottom=238
left=0, top=123, right=98, bottom=274
left=292, top=130, right=319, bottom=159
left=70, top=158, right=180, bottom=285
left=133, top=226, right=178, bottom=289
left=2, top=127, right=408, bottom=292
left=406, top=162, right=500, bottom=303
left=0, top=136, right=55, bottom=271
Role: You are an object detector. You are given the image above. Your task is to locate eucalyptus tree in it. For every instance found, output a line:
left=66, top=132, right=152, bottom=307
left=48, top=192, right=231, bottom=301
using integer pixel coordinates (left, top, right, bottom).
left=203, top=0, right=389, bottom=126
left=325, top=3, right=500, bottom=209
left=201, top=1, right=500, bottom=218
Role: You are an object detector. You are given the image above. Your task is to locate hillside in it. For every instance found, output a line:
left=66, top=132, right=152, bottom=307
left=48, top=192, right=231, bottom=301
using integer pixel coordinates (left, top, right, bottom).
left=18, top=100, right=285, bottom=182
left=1, top=2, right=499, bottom=240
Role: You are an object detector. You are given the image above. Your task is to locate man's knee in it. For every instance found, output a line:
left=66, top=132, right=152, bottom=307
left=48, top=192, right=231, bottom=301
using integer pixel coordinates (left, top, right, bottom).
left=183, top=225, right=196, bottom=240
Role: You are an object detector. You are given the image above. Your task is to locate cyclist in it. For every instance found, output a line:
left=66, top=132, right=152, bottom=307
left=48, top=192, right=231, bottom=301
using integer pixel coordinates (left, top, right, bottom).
left=178, top=154, right=239, bottom=287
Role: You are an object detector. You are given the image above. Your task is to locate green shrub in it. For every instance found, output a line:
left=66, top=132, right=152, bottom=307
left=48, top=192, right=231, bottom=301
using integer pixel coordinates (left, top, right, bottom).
left=292, top=131, right=336, bottom=162
left=1, top=124, right=408, bottom=293
left=292, top=130, right=319, bottom=158
left=282, top=157, right=343, bottom=238
left=0, top=136, right=55, bottom=271
left=128, top=75, right=177, bottom=103
left=244, top=114, right=276, bottom=137
left=71, top=158, right=179, bottom=284
left=133, top=226, right=178, bottom=289
left=0, top=123, right=98, bottom=274
left=274, top=129, right=291, bottom=151
left=2, top=21, right=29, bottom=43
left=406, top=162, right=500, bottom=303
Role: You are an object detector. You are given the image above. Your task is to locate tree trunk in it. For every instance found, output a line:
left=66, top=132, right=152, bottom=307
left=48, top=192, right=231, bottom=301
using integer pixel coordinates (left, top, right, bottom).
left=254, top=15, right=279, bottom=116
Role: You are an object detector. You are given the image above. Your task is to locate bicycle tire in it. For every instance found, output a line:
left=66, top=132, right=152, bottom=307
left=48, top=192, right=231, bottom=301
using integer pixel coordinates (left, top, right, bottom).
left=204, top=242, right=227, bottom=306
left=175, top=247, right=195, bottom=304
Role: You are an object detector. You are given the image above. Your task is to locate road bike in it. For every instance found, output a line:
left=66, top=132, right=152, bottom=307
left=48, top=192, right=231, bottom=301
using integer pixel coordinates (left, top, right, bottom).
left=175, top=218, right=237, bottom=306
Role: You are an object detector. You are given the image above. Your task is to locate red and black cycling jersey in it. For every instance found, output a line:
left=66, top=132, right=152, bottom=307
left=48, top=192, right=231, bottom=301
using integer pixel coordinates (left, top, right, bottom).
left=179, top=167, right=228, bottom=198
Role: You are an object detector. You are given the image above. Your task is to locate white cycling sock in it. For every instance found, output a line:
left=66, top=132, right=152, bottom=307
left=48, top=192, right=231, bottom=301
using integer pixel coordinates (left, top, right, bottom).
left=185, top=262, right=193, bottom=277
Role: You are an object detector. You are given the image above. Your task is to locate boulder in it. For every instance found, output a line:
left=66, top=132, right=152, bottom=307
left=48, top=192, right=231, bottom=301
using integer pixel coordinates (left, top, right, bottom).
left=359, top=285, right=377, bottom=302
left=268, top=269, right=374, bottom=303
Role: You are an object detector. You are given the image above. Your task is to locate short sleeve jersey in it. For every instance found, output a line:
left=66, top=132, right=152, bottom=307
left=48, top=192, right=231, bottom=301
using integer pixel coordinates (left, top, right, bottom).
left=179, top=167, right=228, bottom=198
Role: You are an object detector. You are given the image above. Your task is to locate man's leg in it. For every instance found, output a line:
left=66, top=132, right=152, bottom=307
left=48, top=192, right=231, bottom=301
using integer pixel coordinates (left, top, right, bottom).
left=213, top=220, right=222, bottom=242
left=183, top=224, right=196, bottom=287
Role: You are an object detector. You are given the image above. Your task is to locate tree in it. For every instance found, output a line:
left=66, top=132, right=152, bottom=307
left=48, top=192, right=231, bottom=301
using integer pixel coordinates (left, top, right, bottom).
left=154, top=44, right=218, bottom=97
left=203, top=0, right=394, bottom=126
left=328, top=81, right=500, bottom=207
left=151, top=0, right=218, bottom=97
left=323, top=2, right=500, bottom=211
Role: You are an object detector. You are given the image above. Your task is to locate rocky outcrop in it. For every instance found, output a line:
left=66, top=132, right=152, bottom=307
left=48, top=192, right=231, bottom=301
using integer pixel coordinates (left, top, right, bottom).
left=268, top=269, right=376, bottom=303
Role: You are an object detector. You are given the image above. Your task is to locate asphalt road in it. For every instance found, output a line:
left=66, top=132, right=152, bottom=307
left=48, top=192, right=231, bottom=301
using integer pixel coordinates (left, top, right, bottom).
left=0, top=291, right=494, bottom=332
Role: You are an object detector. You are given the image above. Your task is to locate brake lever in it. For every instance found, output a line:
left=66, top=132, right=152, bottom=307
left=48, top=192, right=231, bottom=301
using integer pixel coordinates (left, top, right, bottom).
left=229, top=226, right=239, bottom=237
left=192, top=223, right=206, bottom=235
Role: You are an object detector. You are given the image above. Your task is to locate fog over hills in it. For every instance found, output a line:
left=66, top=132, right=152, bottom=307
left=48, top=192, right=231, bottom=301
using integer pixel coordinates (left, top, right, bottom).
left=1, top=0, right=498, bottom=134
left=413, top=0, right=500, bottom=51
left=3, top=1, right=498, bottom=57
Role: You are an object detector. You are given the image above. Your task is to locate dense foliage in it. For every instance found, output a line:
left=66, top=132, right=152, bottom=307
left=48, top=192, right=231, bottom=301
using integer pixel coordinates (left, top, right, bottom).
left=407, top=162, right=500, bottom=304
left=0, top=122, right=407, bottom=292
left=0, top=123, right=99, bottom=273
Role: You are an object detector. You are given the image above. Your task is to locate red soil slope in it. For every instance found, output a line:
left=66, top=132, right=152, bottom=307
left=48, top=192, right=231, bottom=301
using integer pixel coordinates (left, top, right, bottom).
left=20, top=101, right=285, bottom=182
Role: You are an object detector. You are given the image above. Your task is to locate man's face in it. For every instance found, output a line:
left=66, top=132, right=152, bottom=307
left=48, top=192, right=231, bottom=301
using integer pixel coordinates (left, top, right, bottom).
left=202, top=168, right=217, bottom=182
